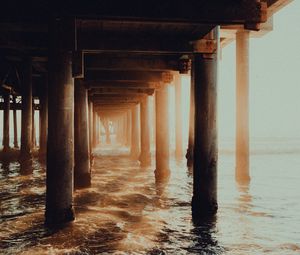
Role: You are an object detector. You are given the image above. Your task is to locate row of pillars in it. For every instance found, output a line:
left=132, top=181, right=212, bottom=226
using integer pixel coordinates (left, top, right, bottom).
left=0, top=23, right=250, bottom=224
left=1, top=62, right=48, bottom=160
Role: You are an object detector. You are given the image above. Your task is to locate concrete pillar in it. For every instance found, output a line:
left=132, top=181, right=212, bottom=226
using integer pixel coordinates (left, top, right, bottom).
left=98, top=115, right=102, bottom=145
left=131, top=105, right=140, bottom=159
left=13, top=96, right=19, bottom=149
left=126, top=110, right=131, bottom=147
left=155, top=84, right=170, bottom=176
left=139, top=97, right=151, bottom=166
left=39, top=78, right=48, bottom=156
left=20, top=57, right=32, bottom=160
left=3, top=92, right=10, bottom=151
left=93, top=109, right=97, bottom=148
left=174, top=73, right=183, bottom=158
left=95, top=114, right=99, bottom=145
left=186, top=69, right=195, bottom=167
left=74, top=79, right=91, bottom=188
left=45, top=18, right=75, bottom=225
left=103, top=118, right=111, bottom=144
left=121, top=115, right=126, bottom=145
left=192, top=28, right=219, bottom=217
left=32, top=103, right=36, bottom=149
left=236, top=30, right=250, bottom=183
left=89, top=101, right=93, bottom=151
left=97, top=114, right=100, bottom=145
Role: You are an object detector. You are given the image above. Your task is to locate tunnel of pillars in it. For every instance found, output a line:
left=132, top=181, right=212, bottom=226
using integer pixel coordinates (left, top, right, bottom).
left=0, top=24, right=251, bottom=225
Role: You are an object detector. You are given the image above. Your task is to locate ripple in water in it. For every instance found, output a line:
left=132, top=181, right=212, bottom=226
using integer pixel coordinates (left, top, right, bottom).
left=0, top=145, right=300, bottom=254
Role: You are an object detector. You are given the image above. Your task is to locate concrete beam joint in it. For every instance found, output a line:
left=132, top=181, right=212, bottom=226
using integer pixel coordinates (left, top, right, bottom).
left=161, top=72, right=173, bottom=84
left=192, top=39, right=217, bottom=54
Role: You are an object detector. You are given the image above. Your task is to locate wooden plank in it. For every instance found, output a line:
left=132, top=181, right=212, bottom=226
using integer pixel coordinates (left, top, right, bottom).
left=89, top=88, right=155, bottom=95
left=1, top=1, right=266, bottom=27
left=85, top=70, right=164, bottom=82
left=84, top=80, right=157, bottom=89
left=85, top=54, right=179, bottom=71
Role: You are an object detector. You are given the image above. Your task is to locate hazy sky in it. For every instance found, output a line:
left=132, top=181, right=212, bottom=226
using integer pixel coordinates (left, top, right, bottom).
left=219, top=1, right=300, bottom=139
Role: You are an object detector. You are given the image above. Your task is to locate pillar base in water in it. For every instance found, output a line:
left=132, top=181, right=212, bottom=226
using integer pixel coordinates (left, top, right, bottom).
left=19, top=152, right=32, bottom=163
left=2, top=147, right=12, bottom=154
left=74, top=172, right=92, bottom=189
left=20, top=159, right=34, bottom=175
left=154, top=168, right=170, bottom=179
left=235, top=172, right=251, bottom=184
left=185, top=148, right=193, bottom=167
left=139, top=152, right=151, bottom=167
left=191, top=195, right=218, bottom=218
left=45, top=207, right=75, bottom=226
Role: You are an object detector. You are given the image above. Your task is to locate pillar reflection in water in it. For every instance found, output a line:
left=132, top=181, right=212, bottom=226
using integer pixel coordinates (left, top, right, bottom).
left=189, top=215, right=223, bottom=254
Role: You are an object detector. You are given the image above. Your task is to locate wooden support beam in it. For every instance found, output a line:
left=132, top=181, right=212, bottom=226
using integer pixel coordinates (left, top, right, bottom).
left=0, top=102, right=40, bottom=110
left=85, top=70, right=165, bottom=82
left=2, top=1, right=267, bottom=27
left=92, top=100, right=144, bottom=105
left=95, top=105, right=134, bottom=110
left=85, top=54, right=179, bottom=71
left=79, top=34, right=196, bottom=54
left=90, top=94, right=147, bottom=100
left=84, top=80, right=157, bottom=89
left=89, top=87, right=155, bottom=96
left=93, top=99, right=142, bottom=105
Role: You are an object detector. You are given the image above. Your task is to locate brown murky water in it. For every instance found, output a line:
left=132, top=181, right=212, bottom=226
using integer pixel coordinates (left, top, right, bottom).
left=0, top=142, right=300, bottom=254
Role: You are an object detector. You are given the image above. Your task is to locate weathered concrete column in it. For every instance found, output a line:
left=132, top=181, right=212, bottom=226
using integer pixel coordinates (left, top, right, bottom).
left=126, top=110, right=131, bottom=147
left=103, top=118, right=111, bottom=144
left=96, top=114, right=100, bottom=145
left=3, top=92, right=10, bottom=151
left=121, top=115, right=126, bottom=145
left=89, top=101, right=93, bottom=151
left=20, top=57, right=32, bottom=160
left=74, top=79, right=91, bottom=188
left=236, top=30, right=250, bottom=183
left=174, top=72, right=183, bottom=158
left=192, top=28, right=219, bottom=217
left=155, top=83, right=170, bottom=176
left=139, top=97, right=151, bottom=166
left=45, top=18, right=75, bottom=225
left=186, top=70, right=195, bottom=167
left=39, top=78, right=48, bottom=156
left=13, top=97, right=19, bottom=149
left=32, top=104, right=36, bottom=149
left=96, top=114, right=99, bottom=145
left=131, top=105, right=140, bottom=159
left=92, top=109, right=97, bottom=148
left=98, top=115, right=102, bottom=145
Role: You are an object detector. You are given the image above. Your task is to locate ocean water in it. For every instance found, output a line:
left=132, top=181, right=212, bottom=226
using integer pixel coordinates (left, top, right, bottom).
left=0, top=139, right=299, bottom=254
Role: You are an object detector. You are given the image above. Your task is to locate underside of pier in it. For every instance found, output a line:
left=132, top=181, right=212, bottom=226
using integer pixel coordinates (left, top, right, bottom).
left=0, top=0, right=288, bottom=225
